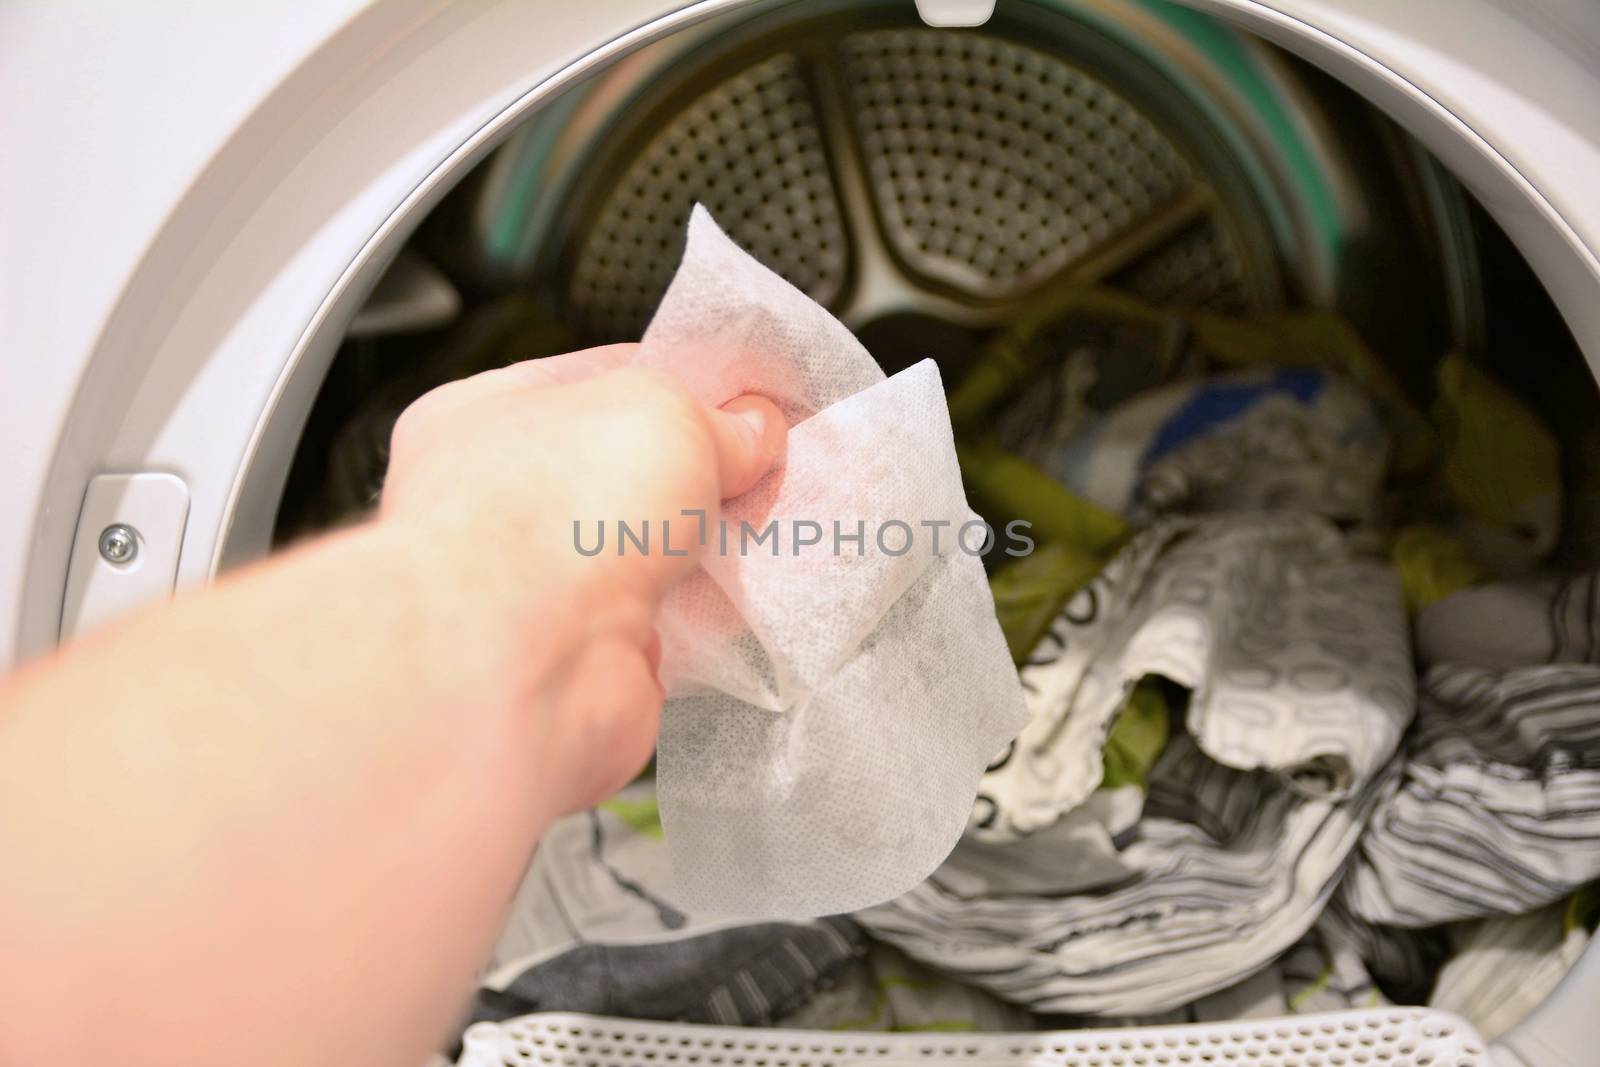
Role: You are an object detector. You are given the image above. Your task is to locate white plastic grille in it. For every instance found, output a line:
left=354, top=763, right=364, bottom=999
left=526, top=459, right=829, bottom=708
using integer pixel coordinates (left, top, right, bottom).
left=458, top=1009, right=1489, bottom=1067
left=568, top=53, right=848, bottom=340
left=567, top=25, right=1257, bottom=340
left=839, top=28, right=1199, bottom=297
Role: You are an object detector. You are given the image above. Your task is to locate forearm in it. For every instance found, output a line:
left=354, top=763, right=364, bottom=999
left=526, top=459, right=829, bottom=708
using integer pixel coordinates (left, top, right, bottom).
left=0, top=517, right=575, bottom=1067
left=0, top=351, right=782, bottom=1067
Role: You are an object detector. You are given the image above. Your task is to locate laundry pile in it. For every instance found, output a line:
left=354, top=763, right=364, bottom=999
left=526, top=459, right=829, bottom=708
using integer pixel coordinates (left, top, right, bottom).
left=445, top=293, right=1597, bottom=1052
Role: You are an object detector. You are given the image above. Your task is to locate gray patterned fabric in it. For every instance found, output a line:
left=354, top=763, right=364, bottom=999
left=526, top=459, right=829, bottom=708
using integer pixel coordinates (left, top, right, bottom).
left=467, top=919, right=865, bottom=1032
left=858, top=735, right=1399, bottom=1016
left=1025, top=900, right=1421, bottom=1030
left=1184, top=913, right=1393, bottom=1021
left=1340, top=662, right=1600, bottom=926
left=469, top=783, right=866, bottom=1044
left=467, top=457, right=1600, bottom=1039
left=972, top=512, right=1412, bottom=843
left=1158, top=899, right=1443, bottom=1023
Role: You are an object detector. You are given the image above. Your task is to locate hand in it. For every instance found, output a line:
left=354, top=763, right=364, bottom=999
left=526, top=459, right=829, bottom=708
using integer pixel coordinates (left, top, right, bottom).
left=0, top=342, right=789, bottom=1067
left=379, top=343, right=787, bottom=812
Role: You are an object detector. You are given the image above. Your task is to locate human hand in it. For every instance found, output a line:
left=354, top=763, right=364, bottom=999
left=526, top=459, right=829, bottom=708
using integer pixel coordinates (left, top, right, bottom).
left=378, top=344, right=787, bottom=813
left=0, top=344, right=785, bottom=1067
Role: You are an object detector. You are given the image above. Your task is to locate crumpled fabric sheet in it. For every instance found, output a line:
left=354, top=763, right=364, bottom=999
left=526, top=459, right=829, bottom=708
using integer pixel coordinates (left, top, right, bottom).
left=641, top=206, right=1026, bottom=917
left=972, top=511, right=1413, bottom=843
left=857, top=732, right=1399, bottom=1016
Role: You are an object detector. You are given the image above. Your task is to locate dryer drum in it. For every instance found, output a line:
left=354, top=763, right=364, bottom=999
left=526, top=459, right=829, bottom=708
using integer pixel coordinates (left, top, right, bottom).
left=280, top=0, right=1491, bottom=535
left=264, top=0, right=1599, bottom=1049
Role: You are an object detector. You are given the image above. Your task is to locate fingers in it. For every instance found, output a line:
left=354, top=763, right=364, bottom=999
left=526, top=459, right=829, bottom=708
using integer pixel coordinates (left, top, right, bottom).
left=440, top=348, right=788, bottom=501
left=389, top=346, right=643, bottom=447
left=703, top=395, right=787, bottom=499
left=479, top=344, right=642, bottom=390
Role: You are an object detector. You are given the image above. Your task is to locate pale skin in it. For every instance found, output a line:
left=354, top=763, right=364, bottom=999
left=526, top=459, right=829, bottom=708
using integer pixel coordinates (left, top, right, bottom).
left=0, top=344, right=789, bottom=1067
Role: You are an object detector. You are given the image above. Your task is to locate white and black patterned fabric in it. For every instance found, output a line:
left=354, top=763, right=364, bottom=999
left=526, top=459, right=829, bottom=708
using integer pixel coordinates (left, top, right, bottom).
left=1340, top=662, right=1600, bottom=926
left=859, top=734, right=1399, bottom=1015
left=971, top=512, right=1412, bottom=843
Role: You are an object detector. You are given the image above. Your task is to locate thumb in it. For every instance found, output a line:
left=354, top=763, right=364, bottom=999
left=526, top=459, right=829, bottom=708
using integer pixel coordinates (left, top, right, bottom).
left=703, top=395, right=787, bottom=499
